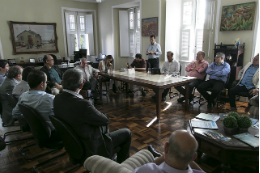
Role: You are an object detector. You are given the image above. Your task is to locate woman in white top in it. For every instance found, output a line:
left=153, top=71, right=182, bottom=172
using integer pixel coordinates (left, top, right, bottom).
left=98, top=55, right=119, bottom=94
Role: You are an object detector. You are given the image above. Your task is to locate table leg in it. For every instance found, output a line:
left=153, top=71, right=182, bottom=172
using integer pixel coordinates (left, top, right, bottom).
left=185, top=83, right=189, bottom=108
left=99, top=76, right=103, bottom=102
left=153, top=88, right=164, bottom=121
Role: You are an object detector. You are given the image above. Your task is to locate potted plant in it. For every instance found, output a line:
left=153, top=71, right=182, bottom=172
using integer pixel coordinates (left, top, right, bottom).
left=238, top=115, right=252, bottom=132
left=223, top=116, right=239, bottom=135
left=227, top=112, right=240, bottom=120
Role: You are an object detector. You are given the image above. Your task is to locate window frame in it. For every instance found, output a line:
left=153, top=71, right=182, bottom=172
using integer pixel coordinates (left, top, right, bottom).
left=61, top=7, right=98, bottom=59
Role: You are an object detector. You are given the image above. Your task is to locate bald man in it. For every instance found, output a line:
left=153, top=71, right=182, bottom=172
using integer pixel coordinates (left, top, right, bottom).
left=135, top=130, right=204, bottom=173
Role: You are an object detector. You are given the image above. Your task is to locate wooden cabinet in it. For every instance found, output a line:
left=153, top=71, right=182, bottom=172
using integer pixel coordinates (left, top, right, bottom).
left=214, top=43, right=245, bottom=89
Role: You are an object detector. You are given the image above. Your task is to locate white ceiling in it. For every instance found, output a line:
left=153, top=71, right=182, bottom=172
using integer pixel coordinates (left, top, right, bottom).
left=73, top=0, right=106, bottom=3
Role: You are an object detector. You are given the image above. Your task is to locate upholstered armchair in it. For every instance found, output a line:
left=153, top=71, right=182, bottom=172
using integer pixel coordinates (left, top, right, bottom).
left=84, top=149, right=155, bottom=173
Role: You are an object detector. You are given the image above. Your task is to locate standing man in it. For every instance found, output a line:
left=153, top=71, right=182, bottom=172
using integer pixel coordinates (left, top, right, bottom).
left=197, top=52, right=230, bottom=109
left=175, top=51, right=209, bottom=103
left=75, top=58, right=100, bottom=104
left=40, top=55, right=63, bottom=95
left=146, top=35, right=162, bottom=68
left=229, top=53, right=259, bottom=110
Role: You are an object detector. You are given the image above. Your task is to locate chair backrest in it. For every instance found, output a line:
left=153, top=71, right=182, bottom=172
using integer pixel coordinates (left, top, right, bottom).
left=92, top=63, right=99, bottom=69
left=151, top=68, right=161, bottom=74
left=49, top=116, right=84, bottom=162
left=145, top=60, right=151, bottom=72
left=179, top=63, right=182, bottom=75
left=18, top=104, right=51, bottom=144
left=6, top=93, right=18, bottom=108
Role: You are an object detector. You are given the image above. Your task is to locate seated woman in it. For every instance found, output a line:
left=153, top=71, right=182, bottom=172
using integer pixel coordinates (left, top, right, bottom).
left=98, top=55, right=119, bottom=94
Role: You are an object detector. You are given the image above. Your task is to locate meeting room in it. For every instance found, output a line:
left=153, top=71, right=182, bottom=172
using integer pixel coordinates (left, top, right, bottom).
left=0, top=0, right=259, bottom=172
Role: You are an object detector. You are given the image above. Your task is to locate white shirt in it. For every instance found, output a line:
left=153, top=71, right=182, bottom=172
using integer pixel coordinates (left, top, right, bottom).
left=63, top=89, right=83, bottom=99
left=146, top=42, right=162, bottom=59
left=162, top=60, right=180, bottom=74
left=12, top=80, right=30, bottom=99
left=74, top=65, right=99, bottom=82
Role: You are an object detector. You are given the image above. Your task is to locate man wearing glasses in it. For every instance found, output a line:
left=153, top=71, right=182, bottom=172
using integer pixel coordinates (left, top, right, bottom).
left=197, top=52, right=230, bottom=109
left=40, top=55, right=63, bottom=95
left=175, top=51, right=208, bottom=103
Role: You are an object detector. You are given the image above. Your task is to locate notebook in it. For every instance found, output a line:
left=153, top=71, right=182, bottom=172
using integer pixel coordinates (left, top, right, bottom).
left=196, top=113, right=220, bottom=121
left=233, top=133, right=259, bottom=148
left=190, top=119, right=218, bottom=129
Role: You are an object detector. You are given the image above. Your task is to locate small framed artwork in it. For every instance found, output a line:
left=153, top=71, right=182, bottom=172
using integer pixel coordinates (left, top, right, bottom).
left=220, top=2, right=256, bottom=31
left=37, top=57, right=43, bottom=62
left=10, top=21, right=59, bottom=54
left=142, top=17, right=158, bottom=36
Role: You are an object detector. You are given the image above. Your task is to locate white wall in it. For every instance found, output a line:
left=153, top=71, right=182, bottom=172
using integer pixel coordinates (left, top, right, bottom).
left=98, top=0, right=164, bottom=69
left=0, top=0, right=97, bottom=62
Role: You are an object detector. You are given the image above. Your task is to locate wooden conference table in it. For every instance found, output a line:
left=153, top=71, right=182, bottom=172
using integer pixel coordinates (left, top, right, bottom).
left=99, top=71, right=196, bottom=120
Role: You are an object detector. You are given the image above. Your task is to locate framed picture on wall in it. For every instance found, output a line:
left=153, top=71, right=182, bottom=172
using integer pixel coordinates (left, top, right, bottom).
left=142, top=17, right=158, bottom=36
left=9, top=21, right=59, bottom=54
left=220, top=2, right=256, bottom=31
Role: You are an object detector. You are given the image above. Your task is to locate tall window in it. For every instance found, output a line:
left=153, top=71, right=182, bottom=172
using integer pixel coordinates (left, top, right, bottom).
left=65, top=11, right=95, bottom=57
left=180, top=0, right=212, bottom=61
left=129, top=8, right=141, bottom=57
left=119, top=8, right=141, bottom=57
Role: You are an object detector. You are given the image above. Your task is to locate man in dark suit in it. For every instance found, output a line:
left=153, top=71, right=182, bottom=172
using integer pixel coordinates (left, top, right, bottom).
left=0, top=66, right=23, bottom=126
left=40, top=55, right=63, bottom=95
left=54, top=69, right=132, bottom=163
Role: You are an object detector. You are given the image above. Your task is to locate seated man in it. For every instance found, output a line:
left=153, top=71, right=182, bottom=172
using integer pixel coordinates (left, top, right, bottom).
left=40, top=54, right=63, bottom=95
left=0, top=60, right=9, bottom=86
left=0, top=66, right=23, bottom=126
left=98, top=55, right=119, bottom=95
left=12, top=70, right=58, bottom=137
left=197, top=52, right=230, bottom=109
left=229, top=53, right=259, bottom=110
left=75, top=58, right=100, bottom=104
left=175, top=51, right=208, bottom=102
left=153, top=51, right=179, bottom=101
left=12, top=66, right=34, bottom=99
left=135, top=130, right=204, bottom=173
left=129, top=53, right=147, bottom=96
left=54, top=69, right=132, bottom=163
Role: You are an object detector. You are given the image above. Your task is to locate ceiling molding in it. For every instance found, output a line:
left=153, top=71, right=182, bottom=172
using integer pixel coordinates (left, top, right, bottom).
left=73, top=0, right=106, bottom=3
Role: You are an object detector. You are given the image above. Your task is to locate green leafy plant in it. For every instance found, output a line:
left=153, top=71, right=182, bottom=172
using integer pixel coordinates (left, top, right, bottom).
left=223, top=116, right=238, bottom=128
left=227, top=112, right=240, bottom=120
left=238, top=115, right=252, bottom=128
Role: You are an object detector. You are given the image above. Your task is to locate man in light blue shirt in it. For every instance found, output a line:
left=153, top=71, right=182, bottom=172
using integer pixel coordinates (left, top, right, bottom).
left=197, top=52, right=230, bottom=108
left=146, top=35, right=162, bottom=68
left=12, top=70, right=56, bottom=133
left=229, top=54, right=259, bottom=110
left=134, top=130, right=204, bottom=173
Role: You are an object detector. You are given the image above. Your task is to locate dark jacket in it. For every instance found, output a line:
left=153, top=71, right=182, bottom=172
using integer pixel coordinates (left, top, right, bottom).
left=40, top=65, right=63, bottom=93
left=53, top=92, right=113, bottom=159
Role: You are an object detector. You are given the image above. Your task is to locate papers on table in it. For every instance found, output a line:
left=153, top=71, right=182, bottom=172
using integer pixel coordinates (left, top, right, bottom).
left=253, top=122, right=259, bottom=129
left=190, top=119, right=218, bottom=129
left=196, top=113, right=220, bottom=121
left=250, top=118, right=259, bottom=127
left=233, top=133, right=259, bottom=148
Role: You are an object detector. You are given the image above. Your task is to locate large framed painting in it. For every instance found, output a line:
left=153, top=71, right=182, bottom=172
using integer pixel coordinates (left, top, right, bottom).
left=10, top=21, right=59, bottom=54
left=142, top=17, right=158, bottom=36
left=220, top=2, right=256, bottom=31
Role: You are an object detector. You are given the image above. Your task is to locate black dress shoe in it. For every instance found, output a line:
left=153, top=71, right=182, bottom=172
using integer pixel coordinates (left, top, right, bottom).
left=177, top=97, right=185, bottom=103
left=148, top=145, right=162, bottom=158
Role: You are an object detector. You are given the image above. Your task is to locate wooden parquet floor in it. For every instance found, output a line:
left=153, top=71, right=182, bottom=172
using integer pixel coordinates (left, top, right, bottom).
left=0, top=88, right=249, bottom=173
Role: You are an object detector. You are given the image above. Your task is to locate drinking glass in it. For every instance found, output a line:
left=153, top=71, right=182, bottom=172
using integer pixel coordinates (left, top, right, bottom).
left=176, top=72, right=180, bottom=78
left=107, top=69, right=111, bottom=74
left=148, top=68, right=151, bottom=74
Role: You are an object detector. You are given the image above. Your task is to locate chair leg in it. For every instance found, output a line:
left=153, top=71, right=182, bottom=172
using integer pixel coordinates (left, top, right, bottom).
left=32, top=152, right=67, bottom=172
left=2, top=130, right=23, bottom=140
left=19, top=144, right=60, bottom=160
left=5, top=136, right=34, bottom=145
